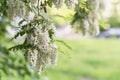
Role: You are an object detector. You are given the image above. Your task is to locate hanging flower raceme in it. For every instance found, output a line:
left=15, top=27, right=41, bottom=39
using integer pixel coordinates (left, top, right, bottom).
left=6, top=0, right=29, bottom=20
left=71, top=0, right=102, bottom=36
left=7, top=0, right=59, bottom=73
left=83, top=0, right=100, bottom=36
left=24, top=18, right=57, bottom=73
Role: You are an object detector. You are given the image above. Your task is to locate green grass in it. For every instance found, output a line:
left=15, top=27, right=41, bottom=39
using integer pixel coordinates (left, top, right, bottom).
left=42, top=38, right=120, bottom=80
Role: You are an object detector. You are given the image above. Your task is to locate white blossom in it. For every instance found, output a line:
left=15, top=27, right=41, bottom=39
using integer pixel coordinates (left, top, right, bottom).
left=84, top=0, right=100, bottom=36
left=6, top=0, right=28, bottom=20
left=25, top=23, right=57, bottom=73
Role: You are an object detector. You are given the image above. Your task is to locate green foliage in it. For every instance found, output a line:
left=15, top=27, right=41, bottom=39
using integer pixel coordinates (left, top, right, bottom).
left=0, top=20, right=6, bottom=37
left=0, top=0, right=7, bottom=17
left=47, top=0, right=53, bottom=7
left=9, top=44, right=34, bottom=51
left=0, top=44, right=40, bottom=80
left=108, top=14, right=120, bottom=27
left=48, top=29, right=55, bottom=42
left=99, top=19, right=107, bottom=31
left=0, top=18, right=14, bottom=38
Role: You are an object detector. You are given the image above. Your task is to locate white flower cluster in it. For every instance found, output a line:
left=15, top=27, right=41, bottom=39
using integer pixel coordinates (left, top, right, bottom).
left=25, top=22, right=57, bottom=73
left=53, top=0, right=78, bottom=9
left=6, top=0, right=28, bottom=20
left=6, top=0, right=78, bottom=19
left=7, top=0, right=58, bottom=73
left=83, top=0, right=100, bottom=36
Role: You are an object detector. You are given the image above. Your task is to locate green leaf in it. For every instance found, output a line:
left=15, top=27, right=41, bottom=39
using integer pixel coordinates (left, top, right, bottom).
left=18, top=19, right=26, bottom=26
left=56, top=39, right=72, bottom=50
left=48, top=29, right=54, bottom=39
left=47, top=0, right=53, bottom=7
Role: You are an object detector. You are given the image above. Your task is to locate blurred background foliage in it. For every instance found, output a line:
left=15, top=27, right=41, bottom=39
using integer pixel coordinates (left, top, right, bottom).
left=48, top=0, right=120, bottom=30
left=108, top=12, right=120, bottom=27
left=108, top=1, right=120, bottom=27
left=48, top=5, right=75, bottom=26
